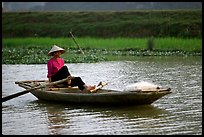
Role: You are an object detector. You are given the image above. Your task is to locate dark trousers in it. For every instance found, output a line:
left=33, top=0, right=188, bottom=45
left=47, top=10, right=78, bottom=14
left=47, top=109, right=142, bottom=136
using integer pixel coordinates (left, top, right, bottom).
left=51, top=66, right=85, bottom=90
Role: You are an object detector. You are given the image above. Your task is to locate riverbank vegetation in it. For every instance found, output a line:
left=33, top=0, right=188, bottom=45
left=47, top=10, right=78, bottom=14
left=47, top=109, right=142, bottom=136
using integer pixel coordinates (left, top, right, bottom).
left=2, top=37, right=201, bottom=64
left=2, top=10, right=201, bottom=38
left=2, top=10, right=202, bottom=64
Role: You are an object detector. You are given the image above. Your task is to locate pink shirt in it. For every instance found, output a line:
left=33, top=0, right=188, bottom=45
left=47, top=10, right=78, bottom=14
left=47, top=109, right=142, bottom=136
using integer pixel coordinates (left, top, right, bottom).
left=47, top=57, right=64, bottom=78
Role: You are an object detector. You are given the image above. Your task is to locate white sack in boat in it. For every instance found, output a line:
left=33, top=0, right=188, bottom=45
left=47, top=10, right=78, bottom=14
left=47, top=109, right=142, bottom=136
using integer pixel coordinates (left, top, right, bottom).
left=123, top=81, right=160, bottom=91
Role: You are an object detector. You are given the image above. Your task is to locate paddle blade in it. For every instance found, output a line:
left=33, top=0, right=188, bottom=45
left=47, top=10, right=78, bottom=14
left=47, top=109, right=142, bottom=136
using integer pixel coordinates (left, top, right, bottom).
left=2, top=89, right=31, bottom=103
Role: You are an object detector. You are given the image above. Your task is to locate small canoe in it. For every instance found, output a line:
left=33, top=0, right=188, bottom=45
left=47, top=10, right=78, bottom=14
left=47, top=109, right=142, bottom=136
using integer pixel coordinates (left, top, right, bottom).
left=15, top=80, right=172, bottom=106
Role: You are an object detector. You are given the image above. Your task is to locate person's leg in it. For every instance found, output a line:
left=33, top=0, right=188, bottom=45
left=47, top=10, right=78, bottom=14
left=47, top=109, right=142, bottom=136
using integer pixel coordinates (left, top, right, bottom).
left=51, top=66, right=96, bottom=90
left=51, top=66, right=71, bottom=86
left=69, top=77, right=85, bottom=90
left=69, top=77, right=96, bottom=91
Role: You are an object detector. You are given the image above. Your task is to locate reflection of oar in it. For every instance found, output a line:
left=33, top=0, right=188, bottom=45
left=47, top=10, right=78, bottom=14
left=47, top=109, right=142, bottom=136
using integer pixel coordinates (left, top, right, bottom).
left=2, top=77, right=71, bottom=103
left=90, top=76, right=124, bottom=93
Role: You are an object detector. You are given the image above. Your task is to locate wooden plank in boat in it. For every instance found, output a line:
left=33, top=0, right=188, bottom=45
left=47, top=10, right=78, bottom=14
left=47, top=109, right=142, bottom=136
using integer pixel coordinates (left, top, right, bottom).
left=15, top=80, right=48, bottom=84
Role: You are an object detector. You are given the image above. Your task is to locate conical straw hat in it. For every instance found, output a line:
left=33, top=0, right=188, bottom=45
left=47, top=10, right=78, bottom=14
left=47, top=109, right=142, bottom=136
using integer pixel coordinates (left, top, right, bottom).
left=48, top=45, right=65, bottom=56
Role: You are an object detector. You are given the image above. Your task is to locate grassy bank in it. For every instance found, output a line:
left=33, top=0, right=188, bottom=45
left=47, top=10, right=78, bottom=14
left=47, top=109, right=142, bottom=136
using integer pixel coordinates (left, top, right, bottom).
left=2, top=10, right=202, bottom=38
left=2, top=37, right=202, bottom=64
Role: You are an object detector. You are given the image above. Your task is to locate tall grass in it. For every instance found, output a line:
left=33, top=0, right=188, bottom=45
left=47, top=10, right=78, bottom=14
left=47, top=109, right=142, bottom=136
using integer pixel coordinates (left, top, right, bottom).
left=154, top=37, right=202, bottom=52
left=3, top=37, right=201, bottom=52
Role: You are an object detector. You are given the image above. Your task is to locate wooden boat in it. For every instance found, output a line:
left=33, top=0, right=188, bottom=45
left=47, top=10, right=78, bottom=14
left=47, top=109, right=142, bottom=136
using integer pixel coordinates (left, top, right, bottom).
left=15, top=80, right=172, bottom=106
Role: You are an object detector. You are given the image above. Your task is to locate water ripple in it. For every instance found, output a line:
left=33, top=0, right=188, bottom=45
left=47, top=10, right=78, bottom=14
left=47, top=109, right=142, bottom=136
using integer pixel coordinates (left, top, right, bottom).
left=2, top=57, right=202, bottom=135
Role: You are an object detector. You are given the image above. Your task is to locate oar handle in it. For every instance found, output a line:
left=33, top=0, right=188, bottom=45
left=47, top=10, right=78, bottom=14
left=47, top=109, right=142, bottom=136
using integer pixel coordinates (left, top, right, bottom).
left=2, top=77, right=71, bottom=103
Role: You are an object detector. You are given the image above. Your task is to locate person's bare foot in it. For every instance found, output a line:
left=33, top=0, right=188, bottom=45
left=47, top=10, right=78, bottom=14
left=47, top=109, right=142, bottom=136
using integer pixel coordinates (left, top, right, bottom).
left=84, top=85, right=96, bottom=92
left=87, top=85, right=96, bottom=90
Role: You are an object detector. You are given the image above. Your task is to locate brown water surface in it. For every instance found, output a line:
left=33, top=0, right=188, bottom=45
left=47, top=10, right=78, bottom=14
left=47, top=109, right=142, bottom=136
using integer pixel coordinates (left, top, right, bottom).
left=2, top=56, right=202, bottom=135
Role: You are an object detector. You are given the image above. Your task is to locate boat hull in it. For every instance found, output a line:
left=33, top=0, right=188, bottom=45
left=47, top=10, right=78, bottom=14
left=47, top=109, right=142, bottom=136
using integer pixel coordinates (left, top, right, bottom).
left=30, top=89, right=171, bottom=105
left=16, top=80, right=172, bottom=106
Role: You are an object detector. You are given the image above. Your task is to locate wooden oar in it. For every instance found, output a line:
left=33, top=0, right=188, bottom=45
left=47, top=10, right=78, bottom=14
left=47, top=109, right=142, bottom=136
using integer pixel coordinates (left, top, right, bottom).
left=69, top=31, right=85, bottom=55
left=2, top=77, right=71, bottom=103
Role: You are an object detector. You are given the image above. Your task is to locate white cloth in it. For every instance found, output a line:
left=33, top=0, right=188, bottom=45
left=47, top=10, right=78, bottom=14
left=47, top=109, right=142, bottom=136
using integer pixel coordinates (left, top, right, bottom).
left=123, top=81, right=160, bottom=91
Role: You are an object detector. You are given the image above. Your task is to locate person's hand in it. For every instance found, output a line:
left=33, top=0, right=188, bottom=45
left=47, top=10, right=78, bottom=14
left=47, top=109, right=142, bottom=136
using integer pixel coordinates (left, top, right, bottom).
left=67, top=76, right=75, bottom=79
left=67, top=76, right=74, bottom=84
left=48, top=83, right=54, bottom=88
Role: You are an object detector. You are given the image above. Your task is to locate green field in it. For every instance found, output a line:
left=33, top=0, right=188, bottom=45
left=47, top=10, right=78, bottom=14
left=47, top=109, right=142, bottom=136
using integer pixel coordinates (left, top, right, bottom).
left=2, top=37, right=202, bottom=64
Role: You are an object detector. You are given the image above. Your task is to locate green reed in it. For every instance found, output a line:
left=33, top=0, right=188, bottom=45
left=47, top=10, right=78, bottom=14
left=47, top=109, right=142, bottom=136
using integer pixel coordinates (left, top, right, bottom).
left=3, top=37, right=201, bottom=51
left=2, top=37, right=202, bottom=64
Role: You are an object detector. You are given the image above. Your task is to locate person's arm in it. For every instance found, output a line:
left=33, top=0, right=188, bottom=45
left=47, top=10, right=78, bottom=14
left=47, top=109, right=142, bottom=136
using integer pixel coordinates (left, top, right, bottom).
left=47, top=59, right=53, bottom=76
left=47, top=60, right=53, bottom=86
left=61, top=58, right=71, bottom=76
left=48, top=77, right=54, bottom=88
left=48, top=77, right=52, bottom=83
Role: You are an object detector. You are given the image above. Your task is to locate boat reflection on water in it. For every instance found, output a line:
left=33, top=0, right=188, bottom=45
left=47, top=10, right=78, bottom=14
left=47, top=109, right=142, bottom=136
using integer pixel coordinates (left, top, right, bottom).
left=30, top=100, right=168, bottom=135
left=45, top=106, right=67, bottom=135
